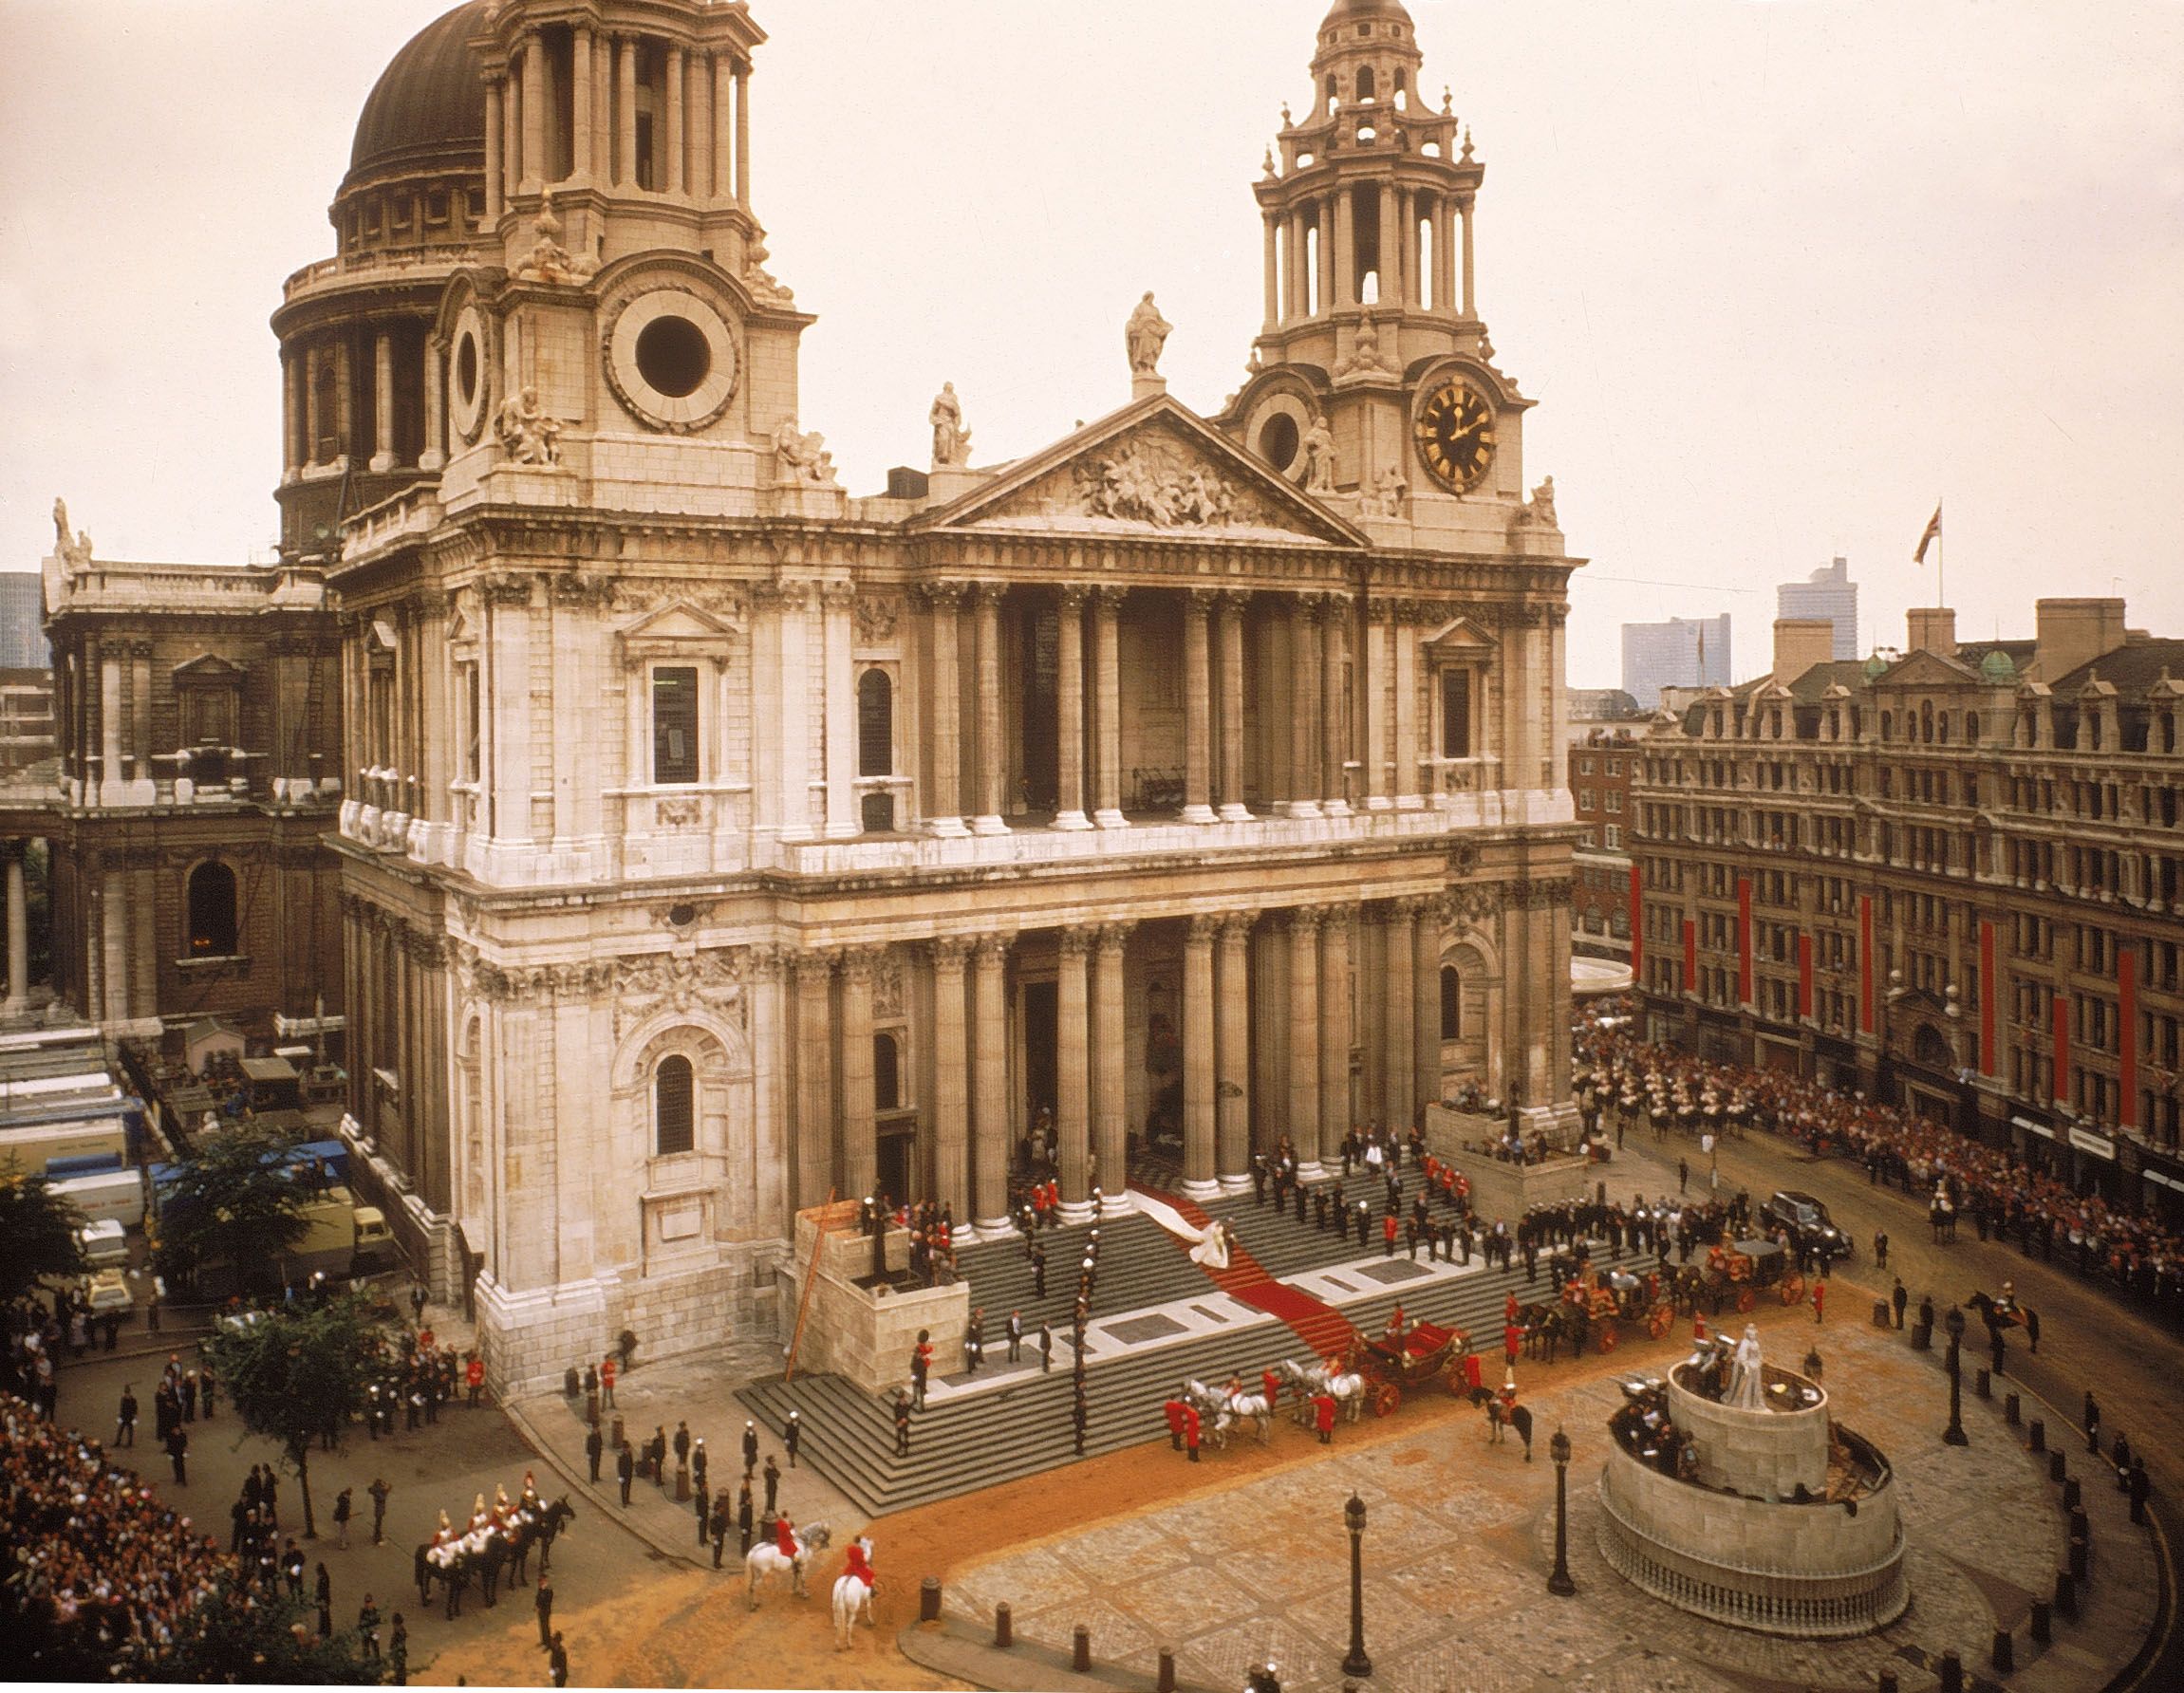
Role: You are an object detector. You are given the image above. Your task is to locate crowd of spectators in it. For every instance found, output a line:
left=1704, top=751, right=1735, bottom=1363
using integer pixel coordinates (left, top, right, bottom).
left=1577, top=998, right=2184, bottom=1322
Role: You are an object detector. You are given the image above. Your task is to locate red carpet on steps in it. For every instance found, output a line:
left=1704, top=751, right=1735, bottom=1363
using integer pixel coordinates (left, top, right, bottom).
left=1129, top=1180, right=1357, bottom=1361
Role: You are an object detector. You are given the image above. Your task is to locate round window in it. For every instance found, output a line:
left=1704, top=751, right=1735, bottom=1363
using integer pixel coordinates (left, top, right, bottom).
left=455, top=333, right=479, bottom=406
left=635, top=316, right=711, bottom=399
left=1260, top=412, right=1299, bottom=473
left=447, top=305, right=491, bottom=444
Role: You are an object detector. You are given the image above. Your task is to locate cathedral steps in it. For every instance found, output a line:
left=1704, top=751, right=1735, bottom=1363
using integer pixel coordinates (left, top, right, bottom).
left=739, top=1165, right=1630, bottom=1516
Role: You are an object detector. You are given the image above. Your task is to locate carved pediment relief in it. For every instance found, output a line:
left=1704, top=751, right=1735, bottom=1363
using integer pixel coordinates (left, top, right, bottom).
left=1423, top=616, right=1497, bottom=655
left=617, top=600, right=739, bottom=667
left=924, top=399, right=1366, bottom=548
left=172, top=653, right=245, bottom=680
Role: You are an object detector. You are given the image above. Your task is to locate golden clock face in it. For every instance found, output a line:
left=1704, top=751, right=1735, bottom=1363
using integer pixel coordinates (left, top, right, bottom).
left=1414, top=381, right=1496, bottom=493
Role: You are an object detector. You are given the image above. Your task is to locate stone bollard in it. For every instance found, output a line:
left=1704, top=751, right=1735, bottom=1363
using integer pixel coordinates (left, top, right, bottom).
left=2069, top=1505, right=2090, bottom=1548
left=2049, top=1451, right=2067, bottom=1484
left=1975, top=1367, right=1991, bottom=1400
left=1877, top=1672, right=1899, bottom=1693
left=2005, top=1392, right=2020, bottom=1427
left=1939, top=1648, right=1964, bottom=1693
left=1873, top=1298, right=1892, bottom=1329
left=676, top=1464, right=690, bottom=1503
left=1911, top=1322, right=1932, bottom=1351
left=586, top=1390, right=600, bottom=1425
left=2055, top=1567, right=2078, bottom=1621
left=1158, top=1647, right=1178, bottom=1693
left=995, top=1602, right=1013, bottom=1649
left=2062, top=1478, right=2081, bottom=1512
left=2027, top=1419, right=2045, bottom=1454
left=920, top=1577, right=941, bottom=1624
left=2068, top=1535, right=2088, bottom=1582
left=1073, top=1625, right=1092, bottom=1672
left=1992, top=1628, right=2014, bottom=1674
left=2030, top=1599, right=2051, bottom=1644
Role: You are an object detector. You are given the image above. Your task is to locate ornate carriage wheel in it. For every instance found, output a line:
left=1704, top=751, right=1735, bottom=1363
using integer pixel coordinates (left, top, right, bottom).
left=1597, top=1326, right=1619, bottom=1353
left=1783, top=1272, right=1807, bottom=1305
left=1648, top=1304, right=1672, bottom=1340
left=1373, top=1381, right=1401, bottom=1418
left=1737, top=1287, right=1757, bottom=1313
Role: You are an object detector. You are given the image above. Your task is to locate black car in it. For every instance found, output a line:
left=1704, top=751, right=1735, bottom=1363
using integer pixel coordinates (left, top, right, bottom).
left=1760, top=1190, right=1852, bottom=1259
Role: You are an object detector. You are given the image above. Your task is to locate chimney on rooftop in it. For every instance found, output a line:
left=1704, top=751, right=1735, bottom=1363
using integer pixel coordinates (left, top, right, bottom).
left=1905, top=605, right=1956, bottom=658
left=2031, top=598, right=2127, bottom=682
left=1771, top=619, right=1835, bottom=684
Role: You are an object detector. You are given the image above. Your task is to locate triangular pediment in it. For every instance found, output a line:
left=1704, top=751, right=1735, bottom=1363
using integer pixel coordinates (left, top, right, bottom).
left=916, top=395, right=1368, bottom=549
left=1876, top=648, right=1976, bottom=687
left=173, top=653, right=244, bottom=680
left=619, top=601, right=737, bottom=643
left=1424, top=616, right=1496, bottom=654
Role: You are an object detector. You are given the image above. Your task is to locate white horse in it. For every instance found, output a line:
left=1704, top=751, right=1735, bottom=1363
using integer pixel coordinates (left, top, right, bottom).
left=831, top=1572, right=875, bottom=1647
left=745, top=1520, right=832, bottom=1609
left=1222, top=1386, right=1276, bottom=1444
left=1278, top=1357, right=1367, bottom=1423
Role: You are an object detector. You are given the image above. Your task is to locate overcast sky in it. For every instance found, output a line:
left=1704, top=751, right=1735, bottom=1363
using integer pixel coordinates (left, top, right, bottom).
left=3, top=1, right=2179, bottom=689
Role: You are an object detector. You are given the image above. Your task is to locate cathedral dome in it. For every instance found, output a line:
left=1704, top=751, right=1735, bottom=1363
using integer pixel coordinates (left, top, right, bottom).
left=1322, top=0, right=1413, bottom=27
left=345, top=0, right=492, bottom=191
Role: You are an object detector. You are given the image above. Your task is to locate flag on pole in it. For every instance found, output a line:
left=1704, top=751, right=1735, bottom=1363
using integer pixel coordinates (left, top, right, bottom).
left=1913, top=502, right=1942, bottom=566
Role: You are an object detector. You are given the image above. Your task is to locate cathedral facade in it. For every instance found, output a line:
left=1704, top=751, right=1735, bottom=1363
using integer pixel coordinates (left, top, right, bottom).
left=314, top=0, right=1581, bottom=1387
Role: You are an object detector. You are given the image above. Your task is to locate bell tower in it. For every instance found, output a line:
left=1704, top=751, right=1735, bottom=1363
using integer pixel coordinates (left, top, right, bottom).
left=1219, top=0, right=1536, bottom=548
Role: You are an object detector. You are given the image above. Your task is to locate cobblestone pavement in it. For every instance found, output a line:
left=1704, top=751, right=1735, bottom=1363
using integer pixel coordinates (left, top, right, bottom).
left=947, top=1312, right=2156, bottom=1691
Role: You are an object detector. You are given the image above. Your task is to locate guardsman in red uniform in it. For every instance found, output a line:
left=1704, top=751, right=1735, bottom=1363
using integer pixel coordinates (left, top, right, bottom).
left=1462, top=1348, right=1484, bottom=1396
left=1183, top=1403, right=1202, bottom=1462
left=843, top=1535, right=875, bottom=1592
left=775, top=1513, right=799, bottom=1560
left=1162, top=1399, right=1185, bottom=1451
left=1314, top=1392, right=1337, bottom=1445
left=1503, top=1320, right=1523, bottom=1367
left=600, top=1354, right=618, bottom=1407
left=465, top=1354, right=485, bottom=1408
left=1261, top=1367, right=1282, bottom=1412
left=1505, top=1291, right=1521, bottom=1326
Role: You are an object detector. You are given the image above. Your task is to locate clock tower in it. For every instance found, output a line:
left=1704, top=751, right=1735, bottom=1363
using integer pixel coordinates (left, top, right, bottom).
left=1218, top=0, right=1546, bottom=555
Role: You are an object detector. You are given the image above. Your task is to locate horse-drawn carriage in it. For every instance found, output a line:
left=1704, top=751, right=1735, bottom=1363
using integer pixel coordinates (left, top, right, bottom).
left=1548, top=1270, right=1674, bottom=1354
left=1352, top=1319, right=1467, bottom=1416
left=1689, top=1238, right=1804, bottom=1315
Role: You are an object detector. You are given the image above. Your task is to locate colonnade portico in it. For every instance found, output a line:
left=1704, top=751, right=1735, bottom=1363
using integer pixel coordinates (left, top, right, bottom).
left=783, top=895, right=1452, bottom=1234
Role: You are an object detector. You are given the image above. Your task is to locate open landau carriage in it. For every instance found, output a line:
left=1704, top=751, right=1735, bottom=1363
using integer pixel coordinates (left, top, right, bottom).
left=1352, top=1319, right=1466, bottom=1417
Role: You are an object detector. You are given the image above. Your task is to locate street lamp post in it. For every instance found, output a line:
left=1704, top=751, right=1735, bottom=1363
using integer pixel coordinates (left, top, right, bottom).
left=1943, top=1305, right=1969, bottom=1446
left=1341, top=1492, right=1372, bottom=1678
left=1547, top=1426, right=1577, bottom=1595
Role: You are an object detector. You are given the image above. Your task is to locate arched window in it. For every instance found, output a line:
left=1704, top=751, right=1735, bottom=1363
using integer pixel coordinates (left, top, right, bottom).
left=1439, top=964, right=1462, bottom=1040
left=1356, top=65, right=1376, bottom=102
left=1879, top=711, right=1894, bottom=740
left=858, top=669, right=893, bottom=776
left=1920, top=701, right=1934, bottom=743
left=654, top=1055, right=695, bottom=1157
left=314, top=362, right=340, bottom=459
left=186, top=862, right=237, bottom=957
left=1965, top=712, right=1980, bottom=744
left=873, top=1032, right=901, bottom=1113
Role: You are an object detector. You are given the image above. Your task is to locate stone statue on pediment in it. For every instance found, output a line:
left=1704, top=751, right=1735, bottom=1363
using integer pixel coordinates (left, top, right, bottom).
left=1363, top=463, right=1409, bottom=518
left=773, top=417, right=840, bottom=488
left=52, top=498, right=92, bottom=570
left=1300, top=414, right=1337, bottom=495
left=495, top=386, right=563, bottom=466
left=1126, top=292, right=1172, bottom=379
left=516, top=191, right=596, bottom=285
left=929, top=382, right=972, bottom=469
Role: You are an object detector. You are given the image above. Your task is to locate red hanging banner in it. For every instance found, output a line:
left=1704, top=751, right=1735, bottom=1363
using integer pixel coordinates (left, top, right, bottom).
left=1857, top=896, right=1875, bottom=1034
left=1978, top=921, right=1997, bottom=1076
left=1737, top=878, right=1753, bottom=1007
left=2120, top=945, right=2138, bottom=1129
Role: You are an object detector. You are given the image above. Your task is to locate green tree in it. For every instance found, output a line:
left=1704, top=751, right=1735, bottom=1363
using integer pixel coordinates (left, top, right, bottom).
left=201, top=1291, right=389, bottom=1539
left=0, top=1159, right=88, bottom=1304
left=153, top=1126, right=310, bottom=1294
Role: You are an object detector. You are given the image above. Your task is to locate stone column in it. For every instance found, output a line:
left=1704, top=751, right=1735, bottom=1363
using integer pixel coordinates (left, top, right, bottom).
left=1286, top=598, right=1322, bottom=818
left=664, top=46, right=685, bottom=195
left=1287, top=207, right=1309, bottom=321
left=520, top=33, right=546, bottom=191
left=1182, top=916, right=1219, bottom=1200
left=1362, top=611, right=1390, bottom=809
left=281, top=351, right=301, bottom=477
left=793, top=953, right=834, bottom=1208
left=1261, top=213, right=1280, bottom=333
left=1288, top=907, right=1323, bottom=1176
left=688, top=54, right=710, bottom=200
left=616, top=38, right=638, bottom=188
left=3, top=845, right=27, bottom=1014
left=484, top=78, right=505, bottom=221
left=1216, top=913, right=1253, bottom=1191
left=1217, top=592, right=1250, bottom=821
left=924, top=584, right=966, bottom=836
left=369, top=332, right=396, bottom=472
left=971, top=935, right=1012, bottom=1233
left=1434, top=195, right=1456, bottom=314
left=822, top=583, right=857, bottom=839
left=839, top=948, right=877, bottom=1202
left=930, top=938, right=972, bottom=1222
left=1322, top=596, right=1350, bottom=814
left=1393, top=612, right=1423, bottom=808
left=1056, top=928, right=1094, bottom=1219
left=1378, top=182, right=1402, bottom=307
left=970, top=585, right=1008, bottom=835
left=1460, top=194, right=1477, bottom=318
left=1092, top=924, right=1129, bottom=1214
left=1183, top=589, right=1217, bottom=823
left=1413, top=901, right=1444, bottom=1115
left=735, top=66, right=751, bottom=203
left=1400, top=187, right=1420, bottom=306
left=1055, top=587, right=1092, bottom=829
left=1384, top=901, right=1418, bottom=1131
left=333, top=339, right=354, bottom=462
left=1318, top=906, right=1353, bottom=1161
left=713, top=54, right=735, bottom=199
left=1092, top=586, right=1126, bottom=828
left=99, top=655, right=122, bottom=805
left=1316, top=194, right=1336, bottom=316
left=571, top=28, right=594, bottom=180
left=1334, top=186, right=1355, bottom=307
left=420, top=338, right=446, bottom=472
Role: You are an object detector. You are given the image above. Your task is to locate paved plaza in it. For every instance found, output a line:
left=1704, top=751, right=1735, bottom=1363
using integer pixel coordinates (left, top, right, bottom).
left=939, top=1310, right=2155, bottom=1692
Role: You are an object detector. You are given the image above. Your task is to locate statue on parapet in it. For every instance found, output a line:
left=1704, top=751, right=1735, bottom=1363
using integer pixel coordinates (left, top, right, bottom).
left=1363, top=463, right=1409, bottom=518
left=773, top=417, right=840, bottom=489
left=51, top=498, right=93, bottom=570
left=1300, top=413, right=1337, bottom=495
left=1126, top=291, right=1172, bottom=379
left=928, top=382, right=972, bottom=469
left=516, top=191, right=596, bottom=286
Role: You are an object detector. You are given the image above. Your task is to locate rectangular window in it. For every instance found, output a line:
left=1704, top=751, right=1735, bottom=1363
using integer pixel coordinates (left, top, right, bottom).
left=1578, top=789, right=1596, bottom=812
left=1440, top=669, right=1472, bottom=758
left=1606, top=791, right=1623, bottom=813
left=459, top=664, right=480, bottom=783
left=1604, top=825, right=1621, bottom=848
left=652, top=666, right=700, bottom=785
